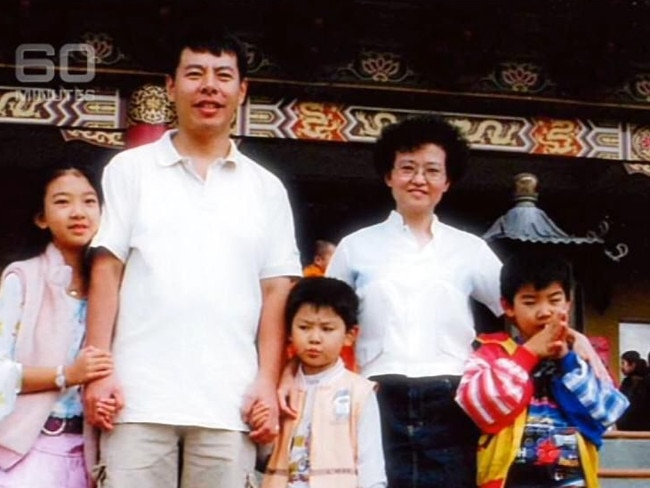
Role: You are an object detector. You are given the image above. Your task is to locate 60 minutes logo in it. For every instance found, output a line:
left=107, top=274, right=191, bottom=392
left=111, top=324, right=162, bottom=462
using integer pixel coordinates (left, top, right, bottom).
left=15, top=43, right=96, bottom=83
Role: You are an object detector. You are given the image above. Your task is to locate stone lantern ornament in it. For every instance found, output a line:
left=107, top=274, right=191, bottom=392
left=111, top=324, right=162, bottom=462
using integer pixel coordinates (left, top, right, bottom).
left=483, top=172, right=602, bottom=246
left=482, top=172, right=625, bottom=317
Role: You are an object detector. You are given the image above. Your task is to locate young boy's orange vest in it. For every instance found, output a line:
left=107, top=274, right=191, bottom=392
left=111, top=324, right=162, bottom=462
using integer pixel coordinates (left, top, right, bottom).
left=263, top=370, right=376, bottom=488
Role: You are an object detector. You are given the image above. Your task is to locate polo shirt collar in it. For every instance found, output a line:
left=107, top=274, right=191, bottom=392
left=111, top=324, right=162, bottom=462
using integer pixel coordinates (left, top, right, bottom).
left=386, top=210, right=439, bottom=235
left=156, top=130, right=243, bottom=168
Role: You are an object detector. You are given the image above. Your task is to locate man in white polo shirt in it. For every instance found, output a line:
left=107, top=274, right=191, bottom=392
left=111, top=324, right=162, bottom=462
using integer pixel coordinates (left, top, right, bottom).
left=83, top=26, right=301, bottom=488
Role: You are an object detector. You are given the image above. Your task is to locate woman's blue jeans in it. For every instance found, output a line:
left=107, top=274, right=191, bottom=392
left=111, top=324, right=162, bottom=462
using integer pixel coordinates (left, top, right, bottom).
left=372, top=375, right=480, bottom=488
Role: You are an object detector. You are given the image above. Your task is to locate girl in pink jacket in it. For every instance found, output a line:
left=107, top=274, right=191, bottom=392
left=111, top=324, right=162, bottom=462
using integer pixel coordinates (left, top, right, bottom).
left=0, top=161, right=114, bottom=487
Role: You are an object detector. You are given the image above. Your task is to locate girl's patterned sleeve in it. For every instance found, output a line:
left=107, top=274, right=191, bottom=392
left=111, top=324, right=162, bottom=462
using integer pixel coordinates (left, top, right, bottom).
left=557, top=351, right=629, bottom=428
left=0, top=272, right=24, bottom=420
left=455, top=337, right=539, bottom=434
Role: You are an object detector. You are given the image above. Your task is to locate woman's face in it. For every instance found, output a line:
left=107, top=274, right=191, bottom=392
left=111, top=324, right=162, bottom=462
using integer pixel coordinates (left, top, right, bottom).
left=385, top=143, right=450, bottom=218
left=621, top=359, right=635, bottom=376
left=35, top=171, right=101, bottom=252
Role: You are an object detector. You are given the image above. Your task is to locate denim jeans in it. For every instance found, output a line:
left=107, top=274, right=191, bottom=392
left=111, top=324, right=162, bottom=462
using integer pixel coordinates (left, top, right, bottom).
left=372, top=375, right=480, bottom=488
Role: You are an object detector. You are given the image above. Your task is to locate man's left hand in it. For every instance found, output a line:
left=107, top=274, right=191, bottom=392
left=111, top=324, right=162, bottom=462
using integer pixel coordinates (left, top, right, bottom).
left=242, top=376, right=280, bottom=444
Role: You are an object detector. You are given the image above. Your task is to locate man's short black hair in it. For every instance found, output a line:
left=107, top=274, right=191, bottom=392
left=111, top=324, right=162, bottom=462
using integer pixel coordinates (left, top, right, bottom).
left=373, top=114, right=469, bottom=184
left=285, top=277, right=359, bottom=333
left=500, top=250, right=573, bottom=305
left=166, top=23, right=248, bottom=80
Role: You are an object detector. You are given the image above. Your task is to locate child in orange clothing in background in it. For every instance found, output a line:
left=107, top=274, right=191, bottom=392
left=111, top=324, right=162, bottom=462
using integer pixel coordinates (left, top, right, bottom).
left=302, top=240, right=336, bottom=278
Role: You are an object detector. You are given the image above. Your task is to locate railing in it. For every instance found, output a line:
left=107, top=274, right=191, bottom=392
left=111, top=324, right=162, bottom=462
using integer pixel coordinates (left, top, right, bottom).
left=599, top=430, right=650, bottom=487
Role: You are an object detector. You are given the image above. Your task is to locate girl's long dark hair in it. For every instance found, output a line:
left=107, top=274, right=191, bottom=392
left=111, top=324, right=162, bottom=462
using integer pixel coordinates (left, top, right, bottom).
left=7, top=159, right=102, bottom=265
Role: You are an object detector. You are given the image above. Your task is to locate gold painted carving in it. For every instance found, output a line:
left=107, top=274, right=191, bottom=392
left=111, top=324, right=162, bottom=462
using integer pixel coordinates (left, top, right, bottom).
left=127, top=84, right=176, bottom=126
left=454, top=118, right=524, bottom=147
left=0, top=90, right=43, bottom=119
left=61, top=129, right=125, bottom=148
left=533, top=119, right=583, bottom=155
left=292, top=102, right=345, bottom=140
left=353, top=110, right=399, bottom=139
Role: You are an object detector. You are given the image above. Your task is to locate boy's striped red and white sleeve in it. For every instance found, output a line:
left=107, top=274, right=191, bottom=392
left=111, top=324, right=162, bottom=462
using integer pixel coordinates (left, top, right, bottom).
left=455, top=338, right=540, bottom=433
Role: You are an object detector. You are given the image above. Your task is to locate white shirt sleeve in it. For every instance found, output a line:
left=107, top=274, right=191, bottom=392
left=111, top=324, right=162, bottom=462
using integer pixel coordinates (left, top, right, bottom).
left=91, top=156, right=137, bottom=262
left=326, top=239, right=355, bottom=286
left=259, top=185, right=302, bottom=279
left=0, top=272, right=25, bottom=420
left=470, top=241, right=503, bottom=317
left=356, top=390, right=387, bottom=488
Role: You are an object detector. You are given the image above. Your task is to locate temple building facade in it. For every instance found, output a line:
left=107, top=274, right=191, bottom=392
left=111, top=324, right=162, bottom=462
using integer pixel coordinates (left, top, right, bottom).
left=1, top=0, right=650, bottom=376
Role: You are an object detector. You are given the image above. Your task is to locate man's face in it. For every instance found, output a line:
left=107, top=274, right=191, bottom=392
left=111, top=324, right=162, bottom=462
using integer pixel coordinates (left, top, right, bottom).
left=166, top=48, right=247, bottom=137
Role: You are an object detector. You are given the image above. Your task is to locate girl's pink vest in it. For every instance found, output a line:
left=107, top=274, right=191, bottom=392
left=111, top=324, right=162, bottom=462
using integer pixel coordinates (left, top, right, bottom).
left=0, top=244, right=96, bottom=474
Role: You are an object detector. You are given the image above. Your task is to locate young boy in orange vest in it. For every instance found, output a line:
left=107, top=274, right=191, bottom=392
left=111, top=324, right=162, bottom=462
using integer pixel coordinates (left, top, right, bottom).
left=455, top=252, right=629, bottom=488
left=256, top=277, right=387, bottom=488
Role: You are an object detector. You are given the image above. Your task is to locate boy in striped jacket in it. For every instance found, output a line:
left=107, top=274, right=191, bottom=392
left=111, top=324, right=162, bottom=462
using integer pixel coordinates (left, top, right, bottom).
left=455, top=252, right=629, bottom=488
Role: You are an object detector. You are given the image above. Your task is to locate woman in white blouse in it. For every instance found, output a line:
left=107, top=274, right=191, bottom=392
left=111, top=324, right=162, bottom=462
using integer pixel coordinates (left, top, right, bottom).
left=326, top=115, right=503, bottom=488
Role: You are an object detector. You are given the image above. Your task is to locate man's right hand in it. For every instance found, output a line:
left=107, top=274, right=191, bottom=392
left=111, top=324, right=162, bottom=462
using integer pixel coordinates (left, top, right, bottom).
left=83, top=374, right=124, bottom=430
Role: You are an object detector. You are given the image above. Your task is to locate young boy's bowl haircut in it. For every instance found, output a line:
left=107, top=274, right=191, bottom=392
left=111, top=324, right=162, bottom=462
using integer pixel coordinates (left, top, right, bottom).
left=285, top=277, right=359, bottom=334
